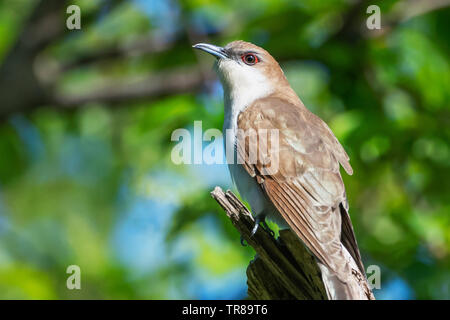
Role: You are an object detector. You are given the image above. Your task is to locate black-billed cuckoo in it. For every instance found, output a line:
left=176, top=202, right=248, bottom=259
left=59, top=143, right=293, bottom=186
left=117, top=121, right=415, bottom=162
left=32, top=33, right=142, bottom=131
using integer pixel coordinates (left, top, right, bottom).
left=193, top=40, right=374, bottom=300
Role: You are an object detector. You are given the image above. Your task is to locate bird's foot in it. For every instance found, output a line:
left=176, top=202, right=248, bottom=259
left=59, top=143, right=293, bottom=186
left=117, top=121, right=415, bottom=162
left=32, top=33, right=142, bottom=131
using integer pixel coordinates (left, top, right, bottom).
left=250, top=216, right=261, bottom=237
left=240, top=235, right=247, bottom=247
left=250, top=216, right=275, bottom=238
left=241, top=216, right=275, bottom=246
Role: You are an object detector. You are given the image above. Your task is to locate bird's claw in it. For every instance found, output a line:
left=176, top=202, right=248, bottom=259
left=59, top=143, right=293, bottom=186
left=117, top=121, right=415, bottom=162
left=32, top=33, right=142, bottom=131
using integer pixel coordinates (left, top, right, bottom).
left=250, top=220, right=260, bottom=237
left=240, top=235, right=248, bottom=246
left=241, top=216, right=275, bottom=246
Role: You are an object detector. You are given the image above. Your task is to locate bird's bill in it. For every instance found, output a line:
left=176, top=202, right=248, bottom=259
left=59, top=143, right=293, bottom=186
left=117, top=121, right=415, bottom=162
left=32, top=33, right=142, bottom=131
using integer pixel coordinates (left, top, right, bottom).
left=192, top=43, right=228, bottom=59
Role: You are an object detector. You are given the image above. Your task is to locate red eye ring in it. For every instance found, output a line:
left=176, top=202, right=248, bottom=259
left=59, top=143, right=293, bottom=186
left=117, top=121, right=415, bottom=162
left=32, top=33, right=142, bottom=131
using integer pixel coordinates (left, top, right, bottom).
left=242, top=53, right=258, bottom=65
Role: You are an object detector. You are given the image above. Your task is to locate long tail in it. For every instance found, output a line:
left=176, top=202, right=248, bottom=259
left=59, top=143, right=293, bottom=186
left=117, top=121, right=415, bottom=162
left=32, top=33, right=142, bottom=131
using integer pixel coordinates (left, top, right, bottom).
left=318, top=244, right=375, bottom=300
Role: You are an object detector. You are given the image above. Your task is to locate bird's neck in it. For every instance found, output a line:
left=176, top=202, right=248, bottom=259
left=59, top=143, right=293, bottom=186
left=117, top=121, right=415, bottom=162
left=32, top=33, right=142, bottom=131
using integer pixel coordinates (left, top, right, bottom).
left=222, top=86, right=260, bottom=136
left=222, top=82, right=302, bottom=132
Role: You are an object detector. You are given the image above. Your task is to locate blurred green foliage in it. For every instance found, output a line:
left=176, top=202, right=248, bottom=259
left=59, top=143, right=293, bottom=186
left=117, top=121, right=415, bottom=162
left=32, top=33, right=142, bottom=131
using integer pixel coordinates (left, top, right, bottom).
left=0, top=0, right=448, bottom=299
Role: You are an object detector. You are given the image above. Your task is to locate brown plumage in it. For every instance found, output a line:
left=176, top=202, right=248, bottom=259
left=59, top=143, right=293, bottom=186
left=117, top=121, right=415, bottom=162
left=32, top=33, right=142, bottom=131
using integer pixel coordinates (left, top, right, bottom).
left=194, top=40, right=374, bottom=300
left=236, top=96, right=364, bottom=277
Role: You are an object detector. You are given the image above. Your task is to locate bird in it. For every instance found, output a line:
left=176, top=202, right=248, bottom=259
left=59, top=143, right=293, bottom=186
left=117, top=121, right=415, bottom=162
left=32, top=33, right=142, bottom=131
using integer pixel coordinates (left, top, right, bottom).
left=193, top=40, right=374, bottom=300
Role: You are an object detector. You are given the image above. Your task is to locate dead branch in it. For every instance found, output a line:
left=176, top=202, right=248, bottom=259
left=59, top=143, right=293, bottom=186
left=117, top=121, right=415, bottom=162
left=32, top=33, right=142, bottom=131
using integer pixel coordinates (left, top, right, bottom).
left=210, top=187, right=328, bottom=300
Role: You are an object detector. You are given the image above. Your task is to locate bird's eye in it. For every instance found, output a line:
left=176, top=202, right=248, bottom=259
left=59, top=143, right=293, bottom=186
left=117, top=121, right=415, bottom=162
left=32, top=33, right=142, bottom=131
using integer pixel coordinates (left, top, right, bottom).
left=242, top=53, right=258, bottom=65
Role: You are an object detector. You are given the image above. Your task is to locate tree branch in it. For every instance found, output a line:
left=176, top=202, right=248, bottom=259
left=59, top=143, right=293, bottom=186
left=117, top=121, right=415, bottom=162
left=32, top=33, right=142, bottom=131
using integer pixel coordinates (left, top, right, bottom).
left=59, top=34, right=179, bottom=72
left=210, top=187, right=328, bottom=300
left=52, top=67, right=210, bottom=108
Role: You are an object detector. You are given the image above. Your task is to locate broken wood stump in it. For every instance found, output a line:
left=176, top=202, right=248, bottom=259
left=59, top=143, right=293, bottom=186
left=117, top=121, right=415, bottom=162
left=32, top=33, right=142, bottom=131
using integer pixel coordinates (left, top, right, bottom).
left=210, top=186, right=328, bottom=300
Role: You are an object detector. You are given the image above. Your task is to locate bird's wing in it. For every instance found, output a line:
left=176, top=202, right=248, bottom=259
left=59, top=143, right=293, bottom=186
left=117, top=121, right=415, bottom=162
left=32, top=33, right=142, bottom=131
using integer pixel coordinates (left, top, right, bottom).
left=339, top=203, right=365, bottom=275
left=236, top=96, right=364, bottom=278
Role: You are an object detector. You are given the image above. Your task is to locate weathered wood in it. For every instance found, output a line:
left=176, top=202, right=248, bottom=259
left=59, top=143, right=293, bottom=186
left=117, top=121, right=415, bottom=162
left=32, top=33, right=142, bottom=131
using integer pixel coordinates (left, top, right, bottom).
left=210, top=186, right=328, bottom=300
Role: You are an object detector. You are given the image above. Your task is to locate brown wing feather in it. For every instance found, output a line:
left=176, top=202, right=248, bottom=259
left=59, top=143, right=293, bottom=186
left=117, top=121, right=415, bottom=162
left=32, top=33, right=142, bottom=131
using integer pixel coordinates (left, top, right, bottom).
left=237, top=96, right=363, bottom=280
left=339, top=203, right=365, bottom=275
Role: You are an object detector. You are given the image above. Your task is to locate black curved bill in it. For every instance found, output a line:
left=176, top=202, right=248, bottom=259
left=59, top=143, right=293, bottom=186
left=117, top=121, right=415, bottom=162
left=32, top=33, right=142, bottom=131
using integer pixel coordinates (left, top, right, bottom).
left=192, top=43, right=228, bottom=59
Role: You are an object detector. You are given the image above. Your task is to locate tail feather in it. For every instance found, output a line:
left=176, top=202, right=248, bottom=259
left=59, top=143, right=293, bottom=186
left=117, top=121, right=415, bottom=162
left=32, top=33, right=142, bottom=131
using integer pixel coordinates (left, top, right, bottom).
left=318, top=245, right=375, bottom=300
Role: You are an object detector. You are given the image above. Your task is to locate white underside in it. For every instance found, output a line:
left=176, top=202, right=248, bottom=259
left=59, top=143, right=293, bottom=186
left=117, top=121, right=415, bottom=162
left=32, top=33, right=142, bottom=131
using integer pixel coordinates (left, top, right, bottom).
left=221, top=69, right=288, bottom=228
left=216, top=53, right=294, bottom=227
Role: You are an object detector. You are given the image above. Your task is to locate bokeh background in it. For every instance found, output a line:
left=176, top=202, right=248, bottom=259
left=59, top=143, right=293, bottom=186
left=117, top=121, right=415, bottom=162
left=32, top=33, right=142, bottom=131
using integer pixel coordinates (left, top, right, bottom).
left=0, top=0, right=449, bottom=299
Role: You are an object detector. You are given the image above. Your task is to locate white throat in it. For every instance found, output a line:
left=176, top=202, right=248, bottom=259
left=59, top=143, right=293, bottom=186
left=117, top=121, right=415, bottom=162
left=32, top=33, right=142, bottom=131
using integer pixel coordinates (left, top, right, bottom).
left=217, top=60, right=274, bottom=134
left=216, top=59, right=282, bottom=222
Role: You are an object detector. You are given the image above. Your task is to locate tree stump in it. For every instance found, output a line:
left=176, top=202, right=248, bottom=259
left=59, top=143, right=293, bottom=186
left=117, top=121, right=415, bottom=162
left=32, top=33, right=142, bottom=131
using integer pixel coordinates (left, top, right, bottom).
left=210, top=186, right=328, bottom=300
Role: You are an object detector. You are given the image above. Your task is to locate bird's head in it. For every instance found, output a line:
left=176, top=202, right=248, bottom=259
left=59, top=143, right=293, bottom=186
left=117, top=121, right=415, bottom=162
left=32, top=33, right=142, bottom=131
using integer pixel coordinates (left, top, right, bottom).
left=193, top=40, right=289, bottom=100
